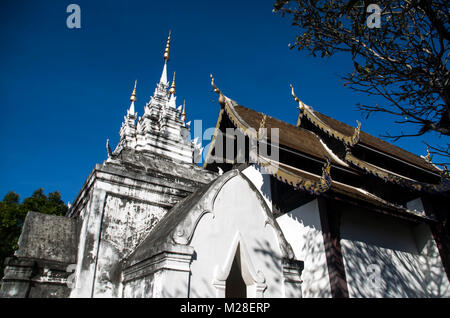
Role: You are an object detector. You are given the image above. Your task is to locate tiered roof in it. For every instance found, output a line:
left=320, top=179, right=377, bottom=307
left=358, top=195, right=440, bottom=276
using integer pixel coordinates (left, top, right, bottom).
left=205, top=76, right=450, bottom=222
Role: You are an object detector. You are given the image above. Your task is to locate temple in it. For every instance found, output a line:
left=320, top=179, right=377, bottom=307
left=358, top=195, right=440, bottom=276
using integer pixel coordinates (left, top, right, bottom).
left=1, top=32, right=449, bottom=298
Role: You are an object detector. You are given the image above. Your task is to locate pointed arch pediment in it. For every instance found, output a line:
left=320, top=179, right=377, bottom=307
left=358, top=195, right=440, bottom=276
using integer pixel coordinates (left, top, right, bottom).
left=168, top=170, right=296, bottom=262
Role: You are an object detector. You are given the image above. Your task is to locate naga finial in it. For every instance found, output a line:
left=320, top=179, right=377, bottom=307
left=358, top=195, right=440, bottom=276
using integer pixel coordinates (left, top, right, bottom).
left=322, top=156, right=331, bottom=177
left=210, top=74, right=225, bottom=106
left=349, top=120, right=361, bottom=146
left=290, top=84, right=305, bottom=111
left=425, top=147, right=433, bottom=163
left=318, top=156, right=332, bottom=193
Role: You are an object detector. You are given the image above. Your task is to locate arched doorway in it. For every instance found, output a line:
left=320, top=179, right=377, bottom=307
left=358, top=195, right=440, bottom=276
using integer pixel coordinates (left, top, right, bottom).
left=225, top=246, right=246, bottom=298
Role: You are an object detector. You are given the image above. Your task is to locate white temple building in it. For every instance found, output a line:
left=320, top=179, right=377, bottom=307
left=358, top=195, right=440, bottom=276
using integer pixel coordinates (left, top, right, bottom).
left=1, top=32, right=449, bottom=298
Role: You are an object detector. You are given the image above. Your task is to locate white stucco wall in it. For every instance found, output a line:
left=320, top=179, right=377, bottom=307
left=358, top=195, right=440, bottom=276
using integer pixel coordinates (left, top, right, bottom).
left=340, top=207, right=450, bottom=297
left=242, top=165, right=273, bottom=212
left=188, top=174, right=292, bottom=298
left=238, top=165, right=449, bottom=298
left=122, top=272, right=155, bottom=298
left=69, top=163, right=207, bottom=298
left=276, top=199, right=332, bottom=298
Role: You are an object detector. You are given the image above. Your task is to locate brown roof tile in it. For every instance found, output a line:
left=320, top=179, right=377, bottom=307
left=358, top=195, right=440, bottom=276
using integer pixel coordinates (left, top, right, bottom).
left=233, top=105, right=344, bottom=166
left=312, top=110, right=439, bottom=173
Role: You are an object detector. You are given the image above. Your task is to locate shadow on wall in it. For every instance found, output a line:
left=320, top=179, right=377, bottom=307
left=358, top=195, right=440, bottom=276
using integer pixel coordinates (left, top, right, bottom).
left=253, top=239, right=283, bottom=290
left=299, top=226, right=330, bottom=298
left=282, top=203, right=330, bottom=298
left=279, top=201, right=450, bottom=298
left=341, top=240, right=449, bottom=297
left=340, top=209, right=450, bottom=298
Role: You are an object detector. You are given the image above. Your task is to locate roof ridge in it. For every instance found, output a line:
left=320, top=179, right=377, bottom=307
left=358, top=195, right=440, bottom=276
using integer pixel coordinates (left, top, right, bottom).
left=310, top=109, right=439, bottom=172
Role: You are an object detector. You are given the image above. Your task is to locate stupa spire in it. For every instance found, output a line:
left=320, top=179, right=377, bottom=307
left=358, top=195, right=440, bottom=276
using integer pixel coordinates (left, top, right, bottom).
left=159, top=31, right=171, bottom=85
left=169, top=72, right=176, bottom=95
left=181, top=99, right=186, bottom=122
left=130, top=80, right=137, bottom=102
left=164, top=30, right=171, bottom=62
left=129, top=80, right=137, bottom=115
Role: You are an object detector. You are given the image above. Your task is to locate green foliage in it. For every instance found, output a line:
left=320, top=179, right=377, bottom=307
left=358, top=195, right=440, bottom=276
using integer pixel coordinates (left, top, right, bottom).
left=0, top=189, right=68, bottom=277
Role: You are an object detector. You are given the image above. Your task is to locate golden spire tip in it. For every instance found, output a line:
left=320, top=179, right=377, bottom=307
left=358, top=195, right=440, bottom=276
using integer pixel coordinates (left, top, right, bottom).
left=169, top=71, right=176, bottom=95
left=130, top=80, right=137, bottom=102
left=164, top=30, right=171, bottom=62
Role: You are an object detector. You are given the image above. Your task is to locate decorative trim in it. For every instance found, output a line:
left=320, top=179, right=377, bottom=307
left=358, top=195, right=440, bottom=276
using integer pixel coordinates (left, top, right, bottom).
left=257, top=155, right=332, bottom=195
left=172, top=210, right=214, bottom=245
left=345, top=150, right=450, bottom=194
left=208, top=83, right=435, bottom=214
left=210, top=74, right=226, bottom=106
left=209, top=80, right=333, bottom=195
left=257, top=114, right=267, bottom=140
left=209, top=86, right=333, bottom=198
left=290, top=85, right=360, bottom=147
left=282, top=258, right=304, bottom=297
left=122, top=247, right=194, bottom=283
left=171, top=170, right=239, bottom=245
left=423, top=147, right=433, bottom=163
left=289, top=85, right=450, bottom=193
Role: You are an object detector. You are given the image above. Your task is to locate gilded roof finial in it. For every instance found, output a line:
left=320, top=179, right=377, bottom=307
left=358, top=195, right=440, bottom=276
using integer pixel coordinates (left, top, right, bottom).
left=130, top=80, right=137, bottom=102
left=349, top=120, right=361, bottom=146
left=290, top=84, right=305, bottom=112
left=291, top=84, right=306, bottom=127
left=210, top=74, right=225, bottom=106
left=169, top=72, right=176, bottom=95
left=425, top=147, right=433, bottom=163
left=181, top=99, right=186, bottom=122
left=164, top=30, right=171, bottom=62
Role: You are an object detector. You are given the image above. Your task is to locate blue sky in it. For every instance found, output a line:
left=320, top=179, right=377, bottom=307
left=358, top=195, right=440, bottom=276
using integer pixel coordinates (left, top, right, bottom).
left=0, top=0, right=445, bottom=204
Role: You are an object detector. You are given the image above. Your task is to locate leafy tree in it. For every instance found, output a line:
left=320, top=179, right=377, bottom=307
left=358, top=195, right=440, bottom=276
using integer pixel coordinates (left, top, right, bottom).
left=0, top=189, right=68, bottom=278
left=274, top=0, right=450, bottom=164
